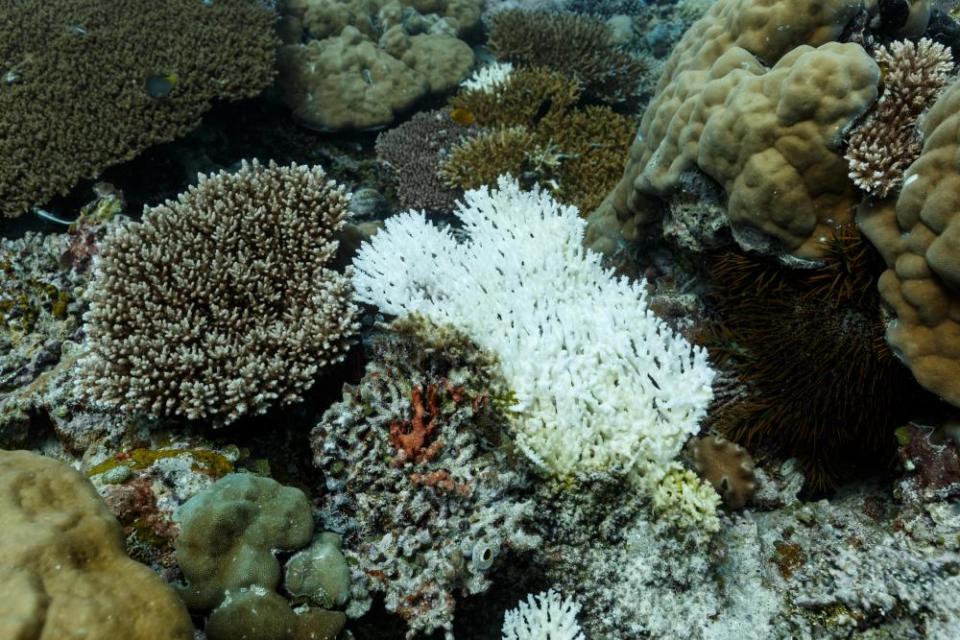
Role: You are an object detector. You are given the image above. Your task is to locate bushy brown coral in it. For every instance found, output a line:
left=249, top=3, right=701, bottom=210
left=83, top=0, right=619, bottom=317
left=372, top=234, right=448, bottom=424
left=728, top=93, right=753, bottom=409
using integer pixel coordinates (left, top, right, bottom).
left=0, top=0, right=278, bottom=218
left=846, top=38, right=954, bottom=197
left=702, top=227, right=929, bottom=491
left=488, top=9, right=645, bottom=106
left=375, top=108, right=478, bottom=212
left=442, top=69, right=635, bottom=213
left=78, top=160, right=359, bottom=426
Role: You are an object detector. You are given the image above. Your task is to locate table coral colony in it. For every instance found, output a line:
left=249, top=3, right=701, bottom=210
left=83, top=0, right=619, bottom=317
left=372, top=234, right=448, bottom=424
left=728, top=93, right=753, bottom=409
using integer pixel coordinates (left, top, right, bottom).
left=4, top=0, right=960, bottom=640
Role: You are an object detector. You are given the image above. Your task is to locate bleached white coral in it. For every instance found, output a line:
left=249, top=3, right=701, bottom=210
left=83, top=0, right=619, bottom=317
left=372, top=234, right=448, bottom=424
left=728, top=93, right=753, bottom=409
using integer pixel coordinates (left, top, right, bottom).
left=351, top=176, right=715, bottom=480
left=461, top=61, right=514, bottom=93
left=502, top=590, right=585, bottom=640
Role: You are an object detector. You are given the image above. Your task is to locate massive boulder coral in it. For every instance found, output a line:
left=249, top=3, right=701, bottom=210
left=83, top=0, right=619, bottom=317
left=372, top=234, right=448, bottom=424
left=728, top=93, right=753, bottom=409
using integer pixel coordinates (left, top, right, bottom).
left=586, top=0, right=881, bottom=259
left=858, top=79, right=960, bottom=407
left=77, top=160, right=358, bottom=426
left=0, top=0, right=277, bottom=219
left=0, top=449, right=193, bottom=640
left=277, top=0, right=478, bottom=131
left=174, top=473, right=345, bottom=640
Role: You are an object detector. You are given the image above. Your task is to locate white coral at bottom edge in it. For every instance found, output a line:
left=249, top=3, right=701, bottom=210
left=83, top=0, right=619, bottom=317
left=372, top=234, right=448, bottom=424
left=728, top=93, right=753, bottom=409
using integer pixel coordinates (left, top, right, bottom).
left=503, top=590, right=586, bottom=640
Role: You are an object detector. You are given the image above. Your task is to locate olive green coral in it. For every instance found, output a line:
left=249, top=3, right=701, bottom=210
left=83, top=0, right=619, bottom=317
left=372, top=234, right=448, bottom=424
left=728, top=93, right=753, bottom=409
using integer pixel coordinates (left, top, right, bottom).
left=0, top=0, right=277, bottom=218
left=441, top=68, right=635, bottom=213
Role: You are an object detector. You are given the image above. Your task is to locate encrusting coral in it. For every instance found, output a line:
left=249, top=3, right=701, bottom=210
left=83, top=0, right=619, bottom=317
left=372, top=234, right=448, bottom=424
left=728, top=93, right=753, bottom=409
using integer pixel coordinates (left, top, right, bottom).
left=686, top=435, right=756, bottom=509
left=0, top=449, right=193, bottom=640
left=859, top=78, right=960, bottom=408
left=846, top=38, right=954, bottom=198
left=311, top=316, right=539, bottom=639
left=702, top=227, right=927, bottom=490
left=352, top=176, right=715, bottom=487
left=488, top=9, right=645, bottom=106
left=586, top=0, right=882, bottom=259
left=0, top=0, right=277, bottom=218
left=77, top=160, right=359, bottom=426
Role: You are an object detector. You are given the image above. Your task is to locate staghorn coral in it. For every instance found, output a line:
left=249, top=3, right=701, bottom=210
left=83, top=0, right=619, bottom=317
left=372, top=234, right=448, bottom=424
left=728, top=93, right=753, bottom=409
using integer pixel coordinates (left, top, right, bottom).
left=311, top=316, right=539, bottom=639
left=352, top=177, right=715, bottom=482
left=502, top=590, right=586, bottom=640
left=846, top=38, right=954, bottom=198
left=443, top=68, right=635, bottom=213
left=702, top=227, right=928, bottom=491
left=0, top=449, right=193, bottom=639
left=375, top=108, right=478, bottom=212
left=77, top=160, right=359, bottom=426
left=686, top=434, right=756, bottom=509
left=858, top=79, right=960, bottom=408
left=488, top=10, right=645, bottom=106
left=586, top=0, right=881, bottom=260
left=0, top=0, right=277, bottom=218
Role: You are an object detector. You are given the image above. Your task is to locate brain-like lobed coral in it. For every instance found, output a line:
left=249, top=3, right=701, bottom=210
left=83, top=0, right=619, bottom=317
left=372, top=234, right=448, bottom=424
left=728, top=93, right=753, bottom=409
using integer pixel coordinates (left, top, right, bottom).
left=0, top=0, right=277, bottom=218
left=586, top=0, right=882, bottom=259
left=859, top=79, right=960, bottom=408
left=0, top=449, right=193, bottom=640
left=277, top=0, right=480, bottom=131
left=77, top=160, right=359, bottom=426
left=311, top=317, right=540, bottom=638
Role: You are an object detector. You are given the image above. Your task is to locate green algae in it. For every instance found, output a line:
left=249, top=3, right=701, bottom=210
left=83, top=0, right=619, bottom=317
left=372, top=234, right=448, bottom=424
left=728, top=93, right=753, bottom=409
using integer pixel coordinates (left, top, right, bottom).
left=87, top=447, right=235, bottom=478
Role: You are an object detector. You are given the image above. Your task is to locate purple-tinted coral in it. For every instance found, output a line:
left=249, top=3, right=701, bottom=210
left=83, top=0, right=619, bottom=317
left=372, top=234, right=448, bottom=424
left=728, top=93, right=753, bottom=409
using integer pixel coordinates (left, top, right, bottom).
left=375, top=108, right=478, bottom=212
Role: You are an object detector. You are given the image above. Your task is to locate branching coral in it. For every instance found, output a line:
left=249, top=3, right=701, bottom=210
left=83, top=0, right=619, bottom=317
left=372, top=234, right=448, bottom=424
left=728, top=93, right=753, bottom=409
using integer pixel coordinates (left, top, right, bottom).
left=311, top=316, right=538, bottom=638
left=702, top=227, right=928, bottom=490
left=845, top=38, right=954, bottom=197
left=375, top=108, right=478, bottom=212
left=352, top=177, right=715, bottom=481
left=488, top=9, right=645, bottom=106
left=0, top=0, right=277, bottom=218
left=78, top=160, right=359, bottom=426
left=502, top=590, right=586, bottom=640
left=443, top=68, right=635, bottom=213
left=586, top=0, right=882, bottom=259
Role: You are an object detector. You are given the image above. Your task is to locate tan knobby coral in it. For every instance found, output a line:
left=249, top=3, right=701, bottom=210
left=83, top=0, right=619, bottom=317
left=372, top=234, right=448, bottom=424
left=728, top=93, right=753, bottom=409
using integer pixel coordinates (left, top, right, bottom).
left=78, top=160, right=359, bottom=425
left=846, top=38, right=954, bottom=198
left=0, top=449, right=193, bottom=639
left=686, top=435, right=756, bottom=509
left=858, top=80, right=960, bottom=407
left=585, top=0, right=880, bottom=259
